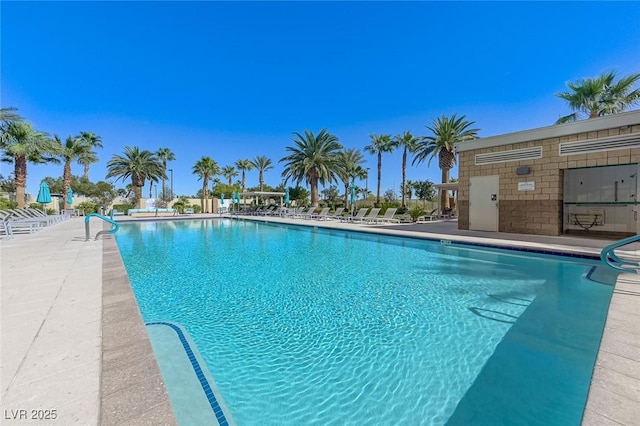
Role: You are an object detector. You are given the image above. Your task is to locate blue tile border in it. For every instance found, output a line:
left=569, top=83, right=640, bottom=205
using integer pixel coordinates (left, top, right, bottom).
left=146, top=321, right=229, bottom=426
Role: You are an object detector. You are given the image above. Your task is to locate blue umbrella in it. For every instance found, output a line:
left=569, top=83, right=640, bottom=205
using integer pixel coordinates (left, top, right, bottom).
left=221, top=192, right=225, bottom=206
left=36, top=181, right=52, bottom=204
left=66, top=188, right=74, bottom=205
left=285, top=187, right=290, bottom=205
left=231, top=191, right=236, bottom=203
left=350, top=185, right=356, bottom=205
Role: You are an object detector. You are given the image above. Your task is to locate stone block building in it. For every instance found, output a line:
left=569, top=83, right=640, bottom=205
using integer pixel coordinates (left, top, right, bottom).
left=454, top=110, right=640, bottom=236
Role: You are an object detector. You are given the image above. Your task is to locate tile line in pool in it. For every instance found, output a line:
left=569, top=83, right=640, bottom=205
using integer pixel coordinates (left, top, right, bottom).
left=146, top=321, right=229, bottom=426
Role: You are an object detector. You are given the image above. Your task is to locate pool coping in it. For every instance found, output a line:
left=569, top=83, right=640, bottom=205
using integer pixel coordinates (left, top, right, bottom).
left=106, top=215, right=640, bottom=425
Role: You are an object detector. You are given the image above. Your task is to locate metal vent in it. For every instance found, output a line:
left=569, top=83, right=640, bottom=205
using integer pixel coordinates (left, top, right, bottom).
left=560, top=134, right=640, bottom=155
left=475, top=146, right=542, bottom=165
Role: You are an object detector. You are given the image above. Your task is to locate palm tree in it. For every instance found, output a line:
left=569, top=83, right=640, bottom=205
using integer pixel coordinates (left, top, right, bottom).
left=413, top=114, right=479, bottom=210
left=56, top=134, right=92, bottom=208
left=0, top=107, right=22, bottom=123
left=556, top=71, right=640, bottom=124
left=105, top=146, right=164, bottom=208
left=364, top=134, right=396, bottom=207
left=77, top=132, right=103, bottom=179
left=156, top=147, right=175, bottom=199
left=280, top=129, right=343, bottom=207
left=235, top=159, right=253, bottom=191
left=393, top=131, right=421, bottom=209
left=221, top=165, right=238, bottom=185
left=335, top=148, right=366, bottom=209
left=192, top=156, right=219, bottom=213
left=0, top=121, right=60, bottom=208
left=251, top=156, right=273, bottom=192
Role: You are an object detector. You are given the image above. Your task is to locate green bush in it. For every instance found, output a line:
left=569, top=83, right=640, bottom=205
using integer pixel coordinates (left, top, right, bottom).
left=112, top=203, right=134, bottom=214
left=46, top=208, right=57, bottom=215
left=192, top=204, right=202, bottom=214
left=0, top=197, right=18, bottom=210
left=380, top=201, right=400, bottom=214
left=77, top=201, right=97, bottom=214
left=408, top=206, right=425, bottom=222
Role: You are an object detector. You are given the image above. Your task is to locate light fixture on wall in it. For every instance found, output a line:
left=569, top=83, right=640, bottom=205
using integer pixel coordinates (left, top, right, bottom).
left=515, top=166, right=530, bottom=175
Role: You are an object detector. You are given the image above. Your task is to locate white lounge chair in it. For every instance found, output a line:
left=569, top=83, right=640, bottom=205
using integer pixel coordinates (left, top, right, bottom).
left=340, top=207, right=368, bottom=222
left=326, top=207, right=345, bottom=220
left=373, top=208, right=400, bottom=224
left=355, top=208, right=381, bottom=224
left=310, top=207, right=331, bottom=220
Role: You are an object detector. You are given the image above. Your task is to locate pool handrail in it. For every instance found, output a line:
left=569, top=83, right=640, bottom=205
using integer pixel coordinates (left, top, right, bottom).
left=85, top=213, right=120, bottom=241
left=600, top=233, right=640, bottom=273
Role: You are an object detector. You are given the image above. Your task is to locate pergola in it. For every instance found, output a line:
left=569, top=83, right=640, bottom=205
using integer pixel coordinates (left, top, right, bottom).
left=240, top=191, right=286, bottom=206
left=433, top=182, right=458, bottom=213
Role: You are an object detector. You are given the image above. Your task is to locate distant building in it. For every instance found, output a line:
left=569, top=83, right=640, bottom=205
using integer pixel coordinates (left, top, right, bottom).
left=455, top=110, right=640, bottom=237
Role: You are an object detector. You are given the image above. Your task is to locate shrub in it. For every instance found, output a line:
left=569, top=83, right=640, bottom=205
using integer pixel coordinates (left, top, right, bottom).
left=0, top=196, right=18, bottom=210
left=77, top=201, right=98, bottom=214
left=112, top=203, right=134, bottom=214
left=408, top=206, right=425, bottom=222
left=192, top=204, right=202, bottom=214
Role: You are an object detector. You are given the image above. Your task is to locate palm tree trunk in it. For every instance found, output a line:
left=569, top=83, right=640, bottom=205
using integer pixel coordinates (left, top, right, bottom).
left=401, top=148, right=407, bottom=208
left=310, top=176, right=319, bottom=207
left=441, top=168, right=450, bottom=210
left=259, top=172, right=264, bottom=192
left=376, top=152, right=382, bottom=207
left=344, top=182, right=349, bottom=209
left=202, top=179, right=208, bottom=213
left=14, top=156, right=27, bottom=209
left=63, top=161, right=72, bottom=209
left=134, top=185, right=143, bottom=208
left=241, top=171, right=246, bottom=191
left=83, top=165, right=89, bottom=179
left=162, top=162, right=167, bottom=200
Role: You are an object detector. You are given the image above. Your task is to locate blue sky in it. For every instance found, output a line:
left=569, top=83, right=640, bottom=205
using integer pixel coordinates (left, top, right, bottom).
left=2, top=1, right=639, bottom=199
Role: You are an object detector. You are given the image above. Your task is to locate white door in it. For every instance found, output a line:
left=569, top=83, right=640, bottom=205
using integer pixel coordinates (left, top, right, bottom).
left=469, top=175, right=499, bottom=231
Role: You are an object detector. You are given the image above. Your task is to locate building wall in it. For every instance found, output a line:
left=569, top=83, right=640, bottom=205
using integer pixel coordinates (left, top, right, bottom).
left=458, top=124, right=640, bottom=236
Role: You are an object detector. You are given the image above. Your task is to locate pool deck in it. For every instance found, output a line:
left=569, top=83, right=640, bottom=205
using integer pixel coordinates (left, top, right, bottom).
left=1, top=214, right=638, bottom=425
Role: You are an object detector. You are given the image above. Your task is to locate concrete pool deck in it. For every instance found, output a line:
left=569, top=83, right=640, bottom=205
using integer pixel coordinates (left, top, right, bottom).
left=0, top=214, right=638, bottom=424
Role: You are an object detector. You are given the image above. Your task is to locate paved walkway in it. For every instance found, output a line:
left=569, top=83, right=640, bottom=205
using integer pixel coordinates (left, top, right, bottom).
left=1, top=214, right=638, bottom=424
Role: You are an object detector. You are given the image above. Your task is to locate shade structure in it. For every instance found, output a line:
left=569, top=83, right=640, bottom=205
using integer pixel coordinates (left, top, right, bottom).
left=36, top=181, right=52, bottom=204
left=66, top=188, right=73, bottom=205
left=285, top=187, right=290, bottom=205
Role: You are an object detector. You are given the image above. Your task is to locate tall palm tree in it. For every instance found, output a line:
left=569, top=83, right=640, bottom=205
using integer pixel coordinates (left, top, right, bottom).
left=105, top=146, right=164, bottom=208
left=251, top=155, right=273, bottom=192
left=364, top=134, right=396, bottom=207
left=335, top=148, right=366, bottom=209
left=556, top=71, right=640, bottom=124
left=156, top=147, right=176, bottom=199
left=393, top=131, right=421, bottom=209
left=280, top=129, right=343, bottom=207
left=77, top=132, right=103, bottom=179
left=0, top=121, right=60, bottom=208
left=192, top=156, right=219, bottom=213
left=221, top=165, right=238, bottom=185
left=56, top=134, right=91, bottom=208
left=413, top=114, right=479, bottom=210
left=235, top=159, right=253, bottom=191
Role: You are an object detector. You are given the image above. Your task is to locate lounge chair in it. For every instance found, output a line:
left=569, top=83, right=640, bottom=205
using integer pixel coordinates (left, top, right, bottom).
left=340, top=208, right=368, bottom=223
left=293, top=207, right=313, bottom=219
left=355, top=207, right=380, bottom=224
left=373, top=208, right=400, bottom=224
left=326, top=207, right=345, bottom=220
left=310, top=207, right=331, bottom=220
left=284, top=207, right=302, bottom=218
left=416, top=209, right=439, bottom=223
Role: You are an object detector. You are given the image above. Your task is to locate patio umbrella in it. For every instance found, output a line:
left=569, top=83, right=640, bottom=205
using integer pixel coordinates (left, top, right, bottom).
left=221, top=192, right=225, bottom=207
left=66, top=188, right=73, bottom=205
left=36, top=181, right=52, bottom=210
left=285, top=187, right=290, bottom=205
left=350, top=185, right=356, bottom=205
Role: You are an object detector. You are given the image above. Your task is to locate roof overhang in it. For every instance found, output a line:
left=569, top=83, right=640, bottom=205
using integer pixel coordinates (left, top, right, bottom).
left=455, top=109, right=640, bottom=153
left=240, top=191, right=286, bottom=197
left=434, top=183, right=458, bottom=191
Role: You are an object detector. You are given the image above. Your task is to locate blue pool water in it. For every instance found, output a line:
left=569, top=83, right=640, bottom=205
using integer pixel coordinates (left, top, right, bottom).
left=115, top=219, right=615, bottom=425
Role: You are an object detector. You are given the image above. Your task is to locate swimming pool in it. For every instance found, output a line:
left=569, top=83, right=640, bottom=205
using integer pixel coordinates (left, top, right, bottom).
left=115, top=219, right=615, bottom=425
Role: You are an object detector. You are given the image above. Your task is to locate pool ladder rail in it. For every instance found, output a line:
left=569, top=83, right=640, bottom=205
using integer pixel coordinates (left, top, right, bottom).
left=85, top=213, right=120, bottom=241
left=600, top=233, right=640, bottom=273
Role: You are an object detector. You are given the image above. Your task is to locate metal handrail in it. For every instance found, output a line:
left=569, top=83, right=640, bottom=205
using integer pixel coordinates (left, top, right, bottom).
left=85, top=213, right=120, bottom=241
left=600, top=233, right=640, bottom=273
